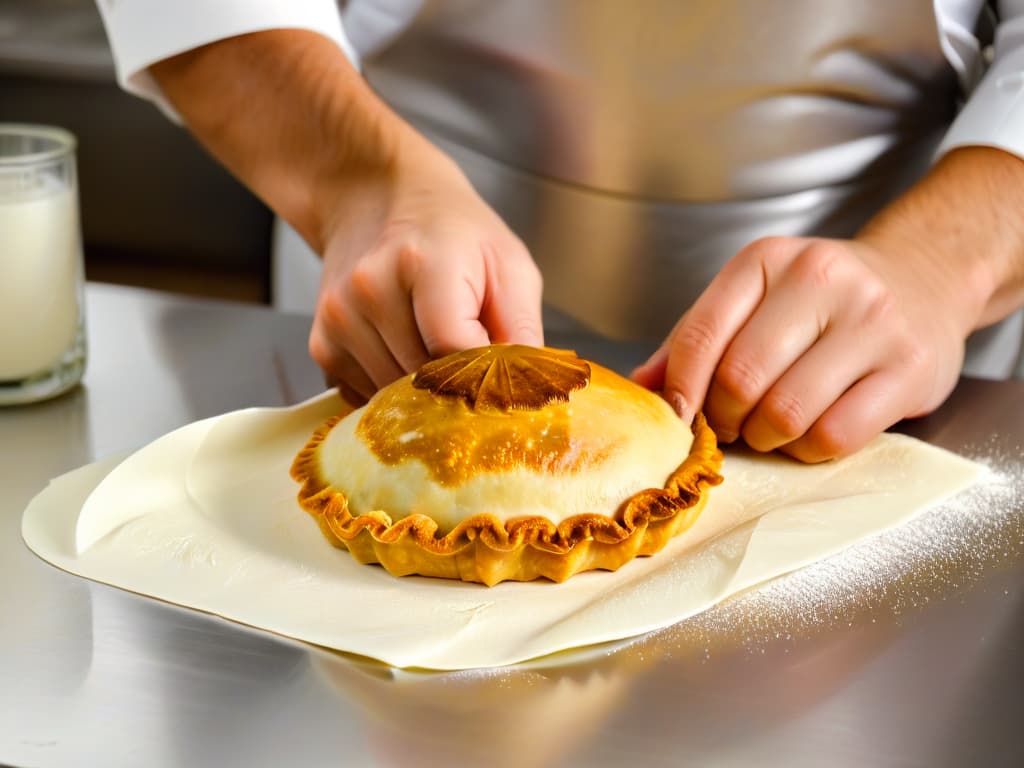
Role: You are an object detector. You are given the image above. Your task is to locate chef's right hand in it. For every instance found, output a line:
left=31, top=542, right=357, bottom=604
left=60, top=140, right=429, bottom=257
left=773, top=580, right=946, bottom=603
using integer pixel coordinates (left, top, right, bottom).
left=309, top=145, right=544, bottom=402
left=148, top=29, right=543, bottom=401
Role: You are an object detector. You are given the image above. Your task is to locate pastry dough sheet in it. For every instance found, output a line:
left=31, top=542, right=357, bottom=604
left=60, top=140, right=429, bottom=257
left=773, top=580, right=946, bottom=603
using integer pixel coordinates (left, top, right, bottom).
left=22, top=392, right=984, bottom=670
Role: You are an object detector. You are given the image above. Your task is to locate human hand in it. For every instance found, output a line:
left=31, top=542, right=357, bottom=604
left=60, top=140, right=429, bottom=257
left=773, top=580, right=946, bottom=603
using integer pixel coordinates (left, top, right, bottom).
left=631, top=235, right=972, bottom=462
left=147, top=30, right=542, bottom=403
left=309, top=150, right=543, bottom=402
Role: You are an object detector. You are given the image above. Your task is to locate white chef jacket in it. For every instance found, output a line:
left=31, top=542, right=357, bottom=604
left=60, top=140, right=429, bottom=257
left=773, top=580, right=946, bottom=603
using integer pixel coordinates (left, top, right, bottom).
left=95, top=1, right=1024, bottom=162
left=94, top=1, right=1024, bottom=377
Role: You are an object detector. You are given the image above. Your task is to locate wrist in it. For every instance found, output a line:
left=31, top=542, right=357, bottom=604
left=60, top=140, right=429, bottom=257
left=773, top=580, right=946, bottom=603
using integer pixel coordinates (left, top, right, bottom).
left=856, top=146, right=1024, bottom=336
left=313, top=119, right=472, bottom=254
left=855, top=225, right=989, bottom=343
left=151, top=30, right=419, bottom=253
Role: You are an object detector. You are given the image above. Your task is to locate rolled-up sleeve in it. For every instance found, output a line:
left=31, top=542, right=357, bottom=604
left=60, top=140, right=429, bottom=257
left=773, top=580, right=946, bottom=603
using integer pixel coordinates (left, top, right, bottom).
left=95, top=0, right=354, bottom=121
left=938, top=0, right=1024, bottom=159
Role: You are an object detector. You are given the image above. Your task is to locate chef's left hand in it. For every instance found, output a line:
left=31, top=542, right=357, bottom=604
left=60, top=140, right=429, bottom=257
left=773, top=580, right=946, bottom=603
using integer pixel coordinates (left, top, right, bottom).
left=632, top=236, right=968, bottom=462
left=633, top=147, right=1024, bottom=463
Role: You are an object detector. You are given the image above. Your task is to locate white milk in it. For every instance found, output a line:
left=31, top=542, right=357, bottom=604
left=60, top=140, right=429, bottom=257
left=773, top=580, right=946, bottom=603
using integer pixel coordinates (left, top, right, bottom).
left=0, top=179, right=81, bottom=380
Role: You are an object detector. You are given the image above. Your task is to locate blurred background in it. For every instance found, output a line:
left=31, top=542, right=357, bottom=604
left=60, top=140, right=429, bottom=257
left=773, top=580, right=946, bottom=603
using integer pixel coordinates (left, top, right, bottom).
left=0, top=0, right=274, bottom=305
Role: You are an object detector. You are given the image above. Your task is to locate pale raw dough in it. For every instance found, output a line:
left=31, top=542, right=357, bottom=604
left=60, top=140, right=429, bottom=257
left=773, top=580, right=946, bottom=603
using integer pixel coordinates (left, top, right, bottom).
left=21, top=391, right=985, bottom=670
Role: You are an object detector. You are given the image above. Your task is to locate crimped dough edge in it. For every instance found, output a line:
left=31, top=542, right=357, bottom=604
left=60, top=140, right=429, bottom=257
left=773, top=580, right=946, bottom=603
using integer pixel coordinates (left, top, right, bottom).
left=291, top=413, right=723, bottom=586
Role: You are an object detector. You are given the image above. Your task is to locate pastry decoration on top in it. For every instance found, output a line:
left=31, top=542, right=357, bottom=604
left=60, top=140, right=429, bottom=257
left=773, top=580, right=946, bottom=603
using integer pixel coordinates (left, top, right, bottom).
left=411, top=344, right=591, bottom=410
left=291, top=344, right=723, bottom=586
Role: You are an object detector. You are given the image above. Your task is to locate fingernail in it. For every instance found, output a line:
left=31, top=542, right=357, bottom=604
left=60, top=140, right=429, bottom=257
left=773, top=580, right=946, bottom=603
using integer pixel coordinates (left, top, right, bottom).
left=668, top=392, right=691, bottom=422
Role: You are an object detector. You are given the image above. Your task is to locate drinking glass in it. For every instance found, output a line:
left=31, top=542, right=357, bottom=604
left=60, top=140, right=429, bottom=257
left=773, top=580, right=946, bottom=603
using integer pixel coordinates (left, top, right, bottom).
left=0, top=124, right=86, bottom=404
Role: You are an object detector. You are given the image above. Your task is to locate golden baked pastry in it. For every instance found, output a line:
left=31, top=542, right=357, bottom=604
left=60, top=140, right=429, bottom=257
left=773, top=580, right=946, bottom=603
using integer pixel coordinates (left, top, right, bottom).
left=291, top=344, right=722, bottom=586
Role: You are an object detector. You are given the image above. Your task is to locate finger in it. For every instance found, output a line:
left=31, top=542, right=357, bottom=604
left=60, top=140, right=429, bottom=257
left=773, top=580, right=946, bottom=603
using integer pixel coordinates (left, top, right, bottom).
left=703, top=260, right=834, bottom=441
left=411, top=257, right=492, bottom=356
left=353, top=263, right=432, bottom=373
left=661, top=245, right=779, bottom=425
left=310, top=296, right=405, bottom=391
left=739, top=325, right=878, bottom=452
left=378, top=305, right=431, bottom=373
left=323, top=372, right=369, bottom=408
left=480, top=242, right=545, bottom=347
left=630, top=341, right=669, bottom=390
left=779, top=370, right=910, bottom=463
left=309, top=323, right=379, bottom=402
left=343, top=313, right=408, bottom=388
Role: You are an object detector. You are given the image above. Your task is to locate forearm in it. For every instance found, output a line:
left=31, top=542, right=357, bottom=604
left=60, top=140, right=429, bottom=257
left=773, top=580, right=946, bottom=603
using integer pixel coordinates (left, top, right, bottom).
left=149, top=31, right=543, bottom=391
left=857, top=146, right=1024, bottom=334
left=149, top=29, right=432, bottom=252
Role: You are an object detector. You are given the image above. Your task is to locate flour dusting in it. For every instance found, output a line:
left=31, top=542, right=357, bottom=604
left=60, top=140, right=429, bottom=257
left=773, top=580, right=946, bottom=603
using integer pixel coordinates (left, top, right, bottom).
left=654, top=436, right=1023, bottom=655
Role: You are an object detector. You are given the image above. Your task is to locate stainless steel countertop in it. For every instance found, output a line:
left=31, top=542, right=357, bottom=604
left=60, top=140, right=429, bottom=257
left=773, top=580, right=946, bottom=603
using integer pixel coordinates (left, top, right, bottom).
left=2, top=283, right=1022, bottom=768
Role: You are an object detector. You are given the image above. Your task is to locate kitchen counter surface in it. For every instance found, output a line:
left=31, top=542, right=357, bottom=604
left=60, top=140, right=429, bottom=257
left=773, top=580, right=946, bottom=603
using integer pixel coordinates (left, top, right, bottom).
left=2, top=283, right=1021, bottom=768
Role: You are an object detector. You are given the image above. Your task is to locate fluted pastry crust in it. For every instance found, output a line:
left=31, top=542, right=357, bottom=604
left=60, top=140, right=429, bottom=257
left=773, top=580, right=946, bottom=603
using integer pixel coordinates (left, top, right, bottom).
left=291, top=346, right=723, bottom=586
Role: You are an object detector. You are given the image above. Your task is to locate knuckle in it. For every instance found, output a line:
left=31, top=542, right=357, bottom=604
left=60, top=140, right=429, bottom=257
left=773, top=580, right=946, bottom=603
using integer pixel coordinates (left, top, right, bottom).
left=317, top=289, right=353, bottom=333
left=760, top=390, right=808, bottom=439
left=674, top=317, right=718, bottom=357
left=883, top=319, right=933, bottom=379
left=308, top=323, right=346, bottom=376
left=905, top=338, right=933, bottom=371
left=805, top=416, right=855, bottom=461
left=863, top=287, right=897, bottom=326
left=892, top=333, right=933, bottom=382
left=793, top=242, right=844, bottom=290
left=395, top=242, right=427, bottom=279
left=714, top=355, right=765, bottom=404
left=508, top=313, right=543, bottom=343
left=348, top=261, right=380, bottom=306
left=742, top=236, right=791, bottom=266
left=900, top=340, right=935, bottom=386
left=851, top=256, right=894, bottom=305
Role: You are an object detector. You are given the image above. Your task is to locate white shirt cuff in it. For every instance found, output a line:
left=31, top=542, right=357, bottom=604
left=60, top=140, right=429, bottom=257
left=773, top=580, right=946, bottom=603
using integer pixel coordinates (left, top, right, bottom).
left=96, top=0, right=355, bottom=122
left=938, top=11, right=1024, bottom=160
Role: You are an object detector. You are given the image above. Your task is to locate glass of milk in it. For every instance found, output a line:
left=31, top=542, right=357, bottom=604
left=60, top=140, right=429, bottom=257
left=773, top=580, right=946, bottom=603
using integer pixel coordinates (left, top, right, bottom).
left=0, top=124, right=86, bottom=405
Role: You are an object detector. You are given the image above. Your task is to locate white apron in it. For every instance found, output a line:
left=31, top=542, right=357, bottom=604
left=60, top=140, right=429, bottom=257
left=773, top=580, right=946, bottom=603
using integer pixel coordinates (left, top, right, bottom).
left=276, top=0, right=1021, bottom=377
